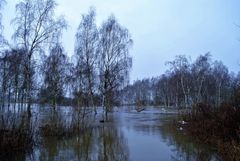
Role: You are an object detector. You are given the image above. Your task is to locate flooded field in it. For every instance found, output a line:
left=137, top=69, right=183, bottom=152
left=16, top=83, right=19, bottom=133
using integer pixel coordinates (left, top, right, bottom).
left=1, top=106, right=222, bottom=161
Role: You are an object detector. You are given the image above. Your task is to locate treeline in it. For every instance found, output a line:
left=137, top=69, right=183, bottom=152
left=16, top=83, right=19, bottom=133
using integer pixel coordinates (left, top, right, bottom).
left=0, top=0, right=132, bottom=117
left=120, top=53, right=239, bottom=108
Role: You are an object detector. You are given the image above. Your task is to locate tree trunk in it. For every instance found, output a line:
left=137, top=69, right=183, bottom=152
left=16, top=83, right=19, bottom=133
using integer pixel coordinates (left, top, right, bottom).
left=180, top=76, right=188, bottom=109
left=1, top=58, right=6, bottom=109
left=26, top=54, right=32, bottom=117
left=217, top=83, right=222, bottom=107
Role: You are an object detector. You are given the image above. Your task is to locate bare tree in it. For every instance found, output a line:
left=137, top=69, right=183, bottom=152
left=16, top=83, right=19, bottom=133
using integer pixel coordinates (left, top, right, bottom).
left=0, top=48, right=26, bottom=109
left=12, top=0, right=67, bottom=116
left=74, top=8, right=99, bottom=114
left=0, top=0, right=7, bottom=46
left=40, top=43, right=68, bottom=110
left=0, top=51, right=8, bottom=109
left=98, top=16, right=133, bottom=119
left=167, top=55, right=191, bottom=108
left=212, top=60, right=230, bottom=106
left=191, top=53, right=211, bottom=104
left=119, top=52, right=236, bottom=110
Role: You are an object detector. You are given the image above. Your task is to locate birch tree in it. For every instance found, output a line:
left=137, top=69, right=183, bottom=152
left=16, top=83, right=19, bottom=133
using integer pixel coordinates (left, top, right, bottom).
left=212, top=61, right=230, bottom=106
left=167, top=55, right=191, bottom=108
left=191, top=53, right=211, bottom=104
left=12, top=0, right=66, bottom=116
left=74, top=8, right=98, bottom=113
left=98, top=16, right=132, bottom=119
left=40, top=44, right=68, bottom=109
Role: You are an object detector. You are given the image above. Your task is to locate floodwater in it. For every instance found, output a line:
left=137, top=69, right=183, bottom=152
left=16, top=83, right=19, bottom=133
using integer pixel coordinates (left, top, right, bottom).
left=2, top=106, right=222, bottom=161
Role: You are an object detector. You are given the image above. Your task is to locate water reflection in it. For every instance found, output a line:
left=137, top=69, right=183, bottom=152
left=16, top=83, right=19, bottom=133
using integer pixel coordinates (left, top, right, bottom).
left=35, top=118, right=129, bottom=161
left=159, top=120, right=220, bottom=161
left=97, top=125, right=129, bottom=161
left=1, top=106, right=222, bottom=161
left=120, top=107, right=221, bottom=161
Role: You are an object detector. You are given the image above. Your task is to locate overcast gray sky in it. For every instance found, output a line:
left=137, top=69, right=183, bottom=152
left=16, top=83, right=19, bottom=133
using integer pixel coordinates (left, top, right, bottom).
left=2, top=0, right=240, bottom=82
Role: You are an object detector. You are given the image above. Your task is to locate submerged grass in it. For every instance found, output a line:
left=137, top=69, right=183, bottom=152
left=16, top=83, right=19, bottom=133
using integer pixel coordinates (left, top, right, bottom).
left=40, top=115, right=77, bottom=138
left=0, top=106, right=94, bottom=159
left=40, top=108, right=91, bottom=138
left=0, top=112, right=35, bottom=159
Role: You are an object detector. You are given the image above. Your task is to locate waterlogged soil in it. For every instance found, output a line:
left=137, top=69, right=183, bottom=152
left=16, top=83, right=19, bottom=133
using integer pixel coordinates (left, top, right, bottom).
left=2, top=106, right=223, bottom=161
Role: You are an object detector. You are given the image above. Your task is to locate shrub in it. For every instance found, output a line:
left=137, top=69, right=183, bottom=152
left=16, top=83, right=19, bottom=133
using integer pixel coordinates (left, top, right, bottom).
left=184, top=102, right=240, bottom=160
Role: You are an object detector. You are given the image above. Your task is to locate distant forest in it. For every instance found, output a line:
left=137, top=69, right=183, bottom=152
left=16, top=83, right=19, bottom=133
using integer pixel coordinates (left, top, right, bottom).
left=120, top=53, right=240, bottom=108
